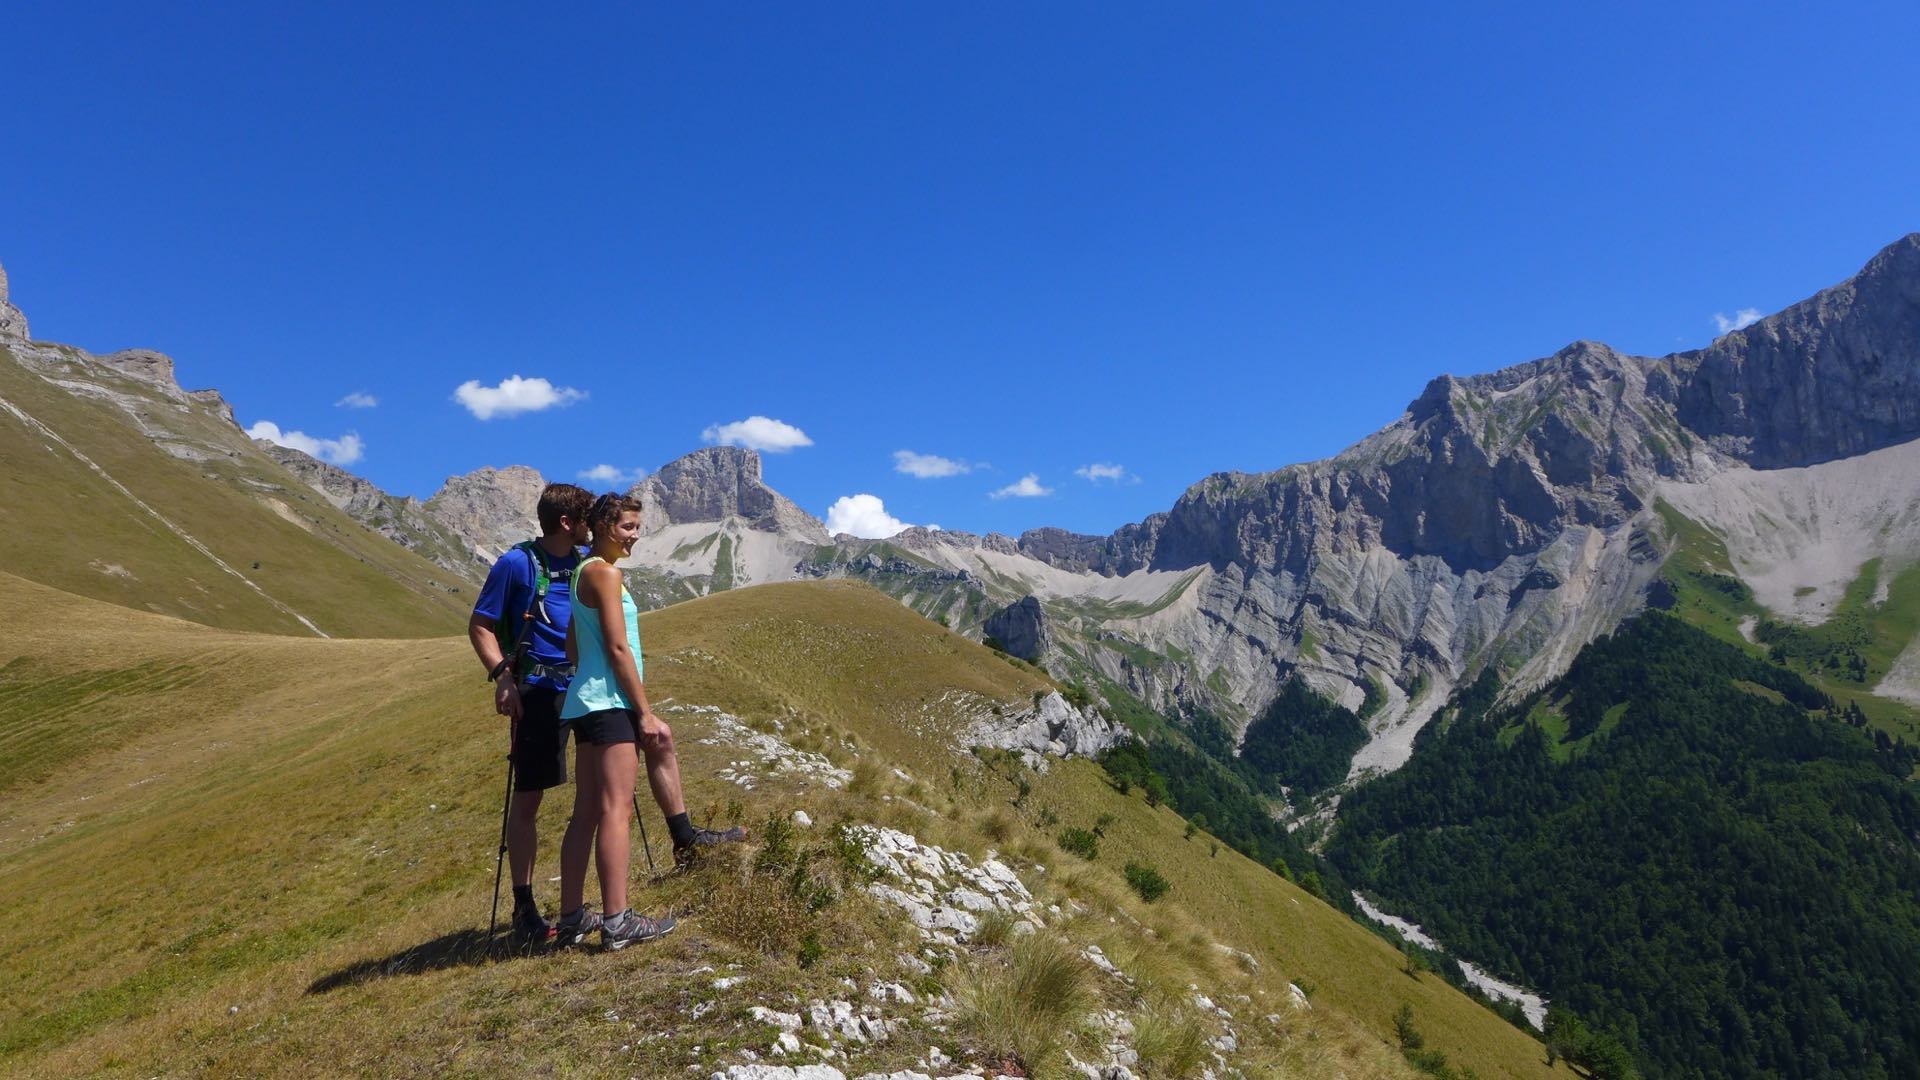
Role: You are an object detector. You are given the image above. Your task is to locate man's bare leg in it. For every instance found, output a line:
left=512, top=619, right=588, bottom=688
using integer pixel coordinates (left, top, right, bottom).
left=507, top=790, right=543, bottom=887
left=639, top=721, right=686, bottom=817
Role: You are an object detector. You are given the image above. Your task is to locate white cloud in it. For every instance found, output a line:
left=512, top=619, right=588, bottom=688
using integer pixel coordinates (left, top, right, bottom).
left=453, top=375, right=586, bottom=420
left=1075, top=462, right=1131, bottom=483
left=578, top=464, right=646, bottom=488
left=825, top=493, right=915, bottom=538
left=702, top=415, right=813, bottom=453
left=990, top=473, right=1053, bottom=499
left=893, top=449, right=975, bottom=478
left=247, top=420, right=365, bottom=466
left=1712, top=308, right=1764, bottom=335
left=335, top=391, right=378, bottom=409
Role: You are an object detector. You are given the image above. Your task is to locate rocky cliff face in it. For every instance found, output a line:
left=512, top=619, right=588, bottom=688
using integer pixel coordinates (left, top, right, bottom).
left=0, top=261, right=28, bottom=341
left=421, top=466, right=545, bottom=563
left=983, top=596, right=1051, bottom=662
left=977, top=234, right=1920, bottom=779
left=1666, top=234, right=1920, bottom=468
left=636, top=446, right=831, bottom=543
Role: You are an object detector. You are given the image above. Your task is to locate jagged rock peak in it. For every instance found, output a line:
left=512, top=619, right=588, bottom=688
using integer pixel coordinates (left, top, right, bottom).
left=0, top=259, right=28, bottom=340
left=424, top=465, right=546, bottom=561
left=637, top=446, right=830, bottom=543
left=1669, top=231, right=1920, bottom=469
left=984, top=595, right=1051, bottom=662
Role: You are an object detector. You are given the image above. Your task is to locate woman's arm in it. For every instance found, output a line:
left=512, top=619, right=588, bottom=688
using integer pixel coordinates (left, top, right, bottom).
left=584, top=561, right=648, bottom=708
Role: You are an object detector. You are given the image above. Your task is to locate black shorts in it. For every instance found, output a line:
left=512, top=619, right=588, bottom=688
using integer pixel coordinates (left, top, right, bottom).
left=570, top=707, right=638, bottom=746
left=512, top=684, right=571, bottom=792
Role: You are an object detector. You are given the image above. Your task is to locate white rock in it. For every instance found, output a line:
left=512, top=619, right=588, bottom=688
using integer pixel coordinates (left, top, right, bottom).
left=751, top=1007, right=803, bottom=1032
left=793, top=810, right=814, bottom=827
left=1288, top=983, right=1311, bottom=1010
left=709, top=1066, right=847, bottom=1080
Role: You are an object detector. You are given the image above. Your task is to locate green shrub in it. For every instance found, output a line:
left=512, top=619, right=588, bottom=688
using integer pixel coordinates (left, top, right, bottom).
left=1124, top=861, right=1170, bottom=902
left=1057, top=827, right=1100, bottom=860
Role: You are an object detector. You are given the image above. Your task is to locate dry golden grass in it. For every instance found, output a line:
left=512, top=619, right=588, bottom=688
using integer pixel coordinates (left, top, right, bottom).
left=0, top=574, right=1566, bottom=1079
left=953, top=930, right=1100, bottom=1078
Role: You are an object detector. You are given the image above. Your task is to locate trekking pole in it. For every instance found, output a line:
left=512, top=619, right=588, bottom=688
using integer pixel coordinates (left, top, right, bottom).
left=632, top=794, right=656, bottom=872
left=488, top=721, right=518, bottom=939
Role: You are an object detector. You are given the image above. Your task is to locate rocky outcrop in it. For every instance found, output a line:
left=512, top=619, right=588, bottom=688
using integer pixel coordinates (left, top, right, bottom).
left=97, top=348, right=185, bottom=394
left=0, top=260, right=27, bottom=340
left=1665, top=233, right=1920, bottom=468
left=422, top=466, right=545, bottom=562
left=968, top=691, right=1123, bottom=766
left=983, top=595, right=1050, bottom=662
left=637, top=447, right=831, bottom=543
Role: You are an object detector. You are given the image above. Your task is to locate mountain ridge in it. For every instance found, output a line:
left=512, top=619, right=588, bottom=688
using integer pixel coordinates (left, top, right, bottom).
left=5, top=233, right=1915, bottom=785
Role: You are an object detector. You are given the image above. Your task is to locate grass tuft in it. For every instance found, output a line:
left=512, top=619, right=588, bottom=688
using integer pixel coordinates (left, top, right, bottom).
left=955, top=931, right=1098, bottom=1076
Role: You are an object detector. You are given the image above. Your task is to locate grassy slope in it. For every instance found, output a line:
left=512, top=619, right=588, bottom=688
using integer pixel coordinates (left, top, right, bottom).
left=0, top=344, right=469, bottom=637
left=1653, top=499, right=1920, bottom=742
left=0, top=577, right=1559, bottom=1079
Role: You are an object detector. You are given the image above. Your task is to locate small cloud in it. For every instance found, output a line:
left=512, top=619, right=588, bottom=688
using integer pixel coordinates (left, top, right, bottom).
left=825, top=493, right=915, bottom=538
left=702, top=415, right=813, bottom=453
left=990, top=473, right=1053, bottom=499
left=453, top=375, right=586, bottom=420
left=893, top=450, right=975, bottom=478
left=335, top=391, right=378, bottom=409
left=1074, top=462, right=1133, bottom=484
left=578, top=464, right=646, bottom=488
left=248, top=420, right=365, bottom=466
left=1712, top=308, right=1763, bottom=335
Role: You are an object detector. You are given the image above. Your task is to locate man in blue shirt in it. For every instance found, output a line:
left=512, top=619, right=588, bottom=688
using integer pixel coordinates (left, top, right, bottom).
left=468, top=482, right=592, bottom=942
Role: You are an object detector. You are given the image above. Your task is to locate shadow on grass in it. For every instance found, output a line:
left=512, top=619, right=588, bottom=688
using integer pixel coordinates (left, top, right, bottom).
left=306, top=928, right=550, bottom=994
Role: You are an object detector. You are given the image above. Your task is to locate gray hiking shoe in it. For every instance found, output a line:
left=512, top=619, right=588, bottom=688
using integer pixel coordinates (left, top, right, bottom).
left=673, top=824, right=748, bottom=867
left=554, top=906, right=602, bottom=947
left=600, top=908, right=676, bottom=950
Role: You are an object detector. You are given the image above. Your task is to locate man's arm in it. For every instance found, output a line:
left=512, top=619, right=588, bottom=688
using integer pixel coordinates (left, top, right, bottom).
left=470, top=613, right=524, bottom=721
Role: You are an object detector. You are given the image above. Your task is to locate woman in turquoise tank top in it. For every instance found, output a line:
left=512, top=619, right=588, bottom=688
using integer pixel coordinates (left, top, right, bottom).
left=552, top=493, right=677, bottom=947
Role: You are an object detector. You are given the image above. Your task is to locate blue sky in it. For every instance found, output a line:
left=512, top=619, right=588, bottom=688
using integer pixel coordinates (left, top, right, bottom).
left=3, top=3, right=1916, bottom=538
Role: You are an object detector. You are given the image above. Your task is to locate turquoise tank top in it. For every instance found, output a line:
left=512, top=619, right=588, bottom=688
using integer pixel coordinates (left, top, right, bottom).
left=561, top=556, right=643, bottom=718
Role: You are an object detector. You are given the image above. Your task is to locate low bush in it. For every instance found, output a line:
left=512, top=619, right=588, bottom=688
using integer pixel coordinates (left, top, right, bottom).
left=1125, top=861, right=1170, bottom=902
left=1057, top=827, right=1100, bottom=860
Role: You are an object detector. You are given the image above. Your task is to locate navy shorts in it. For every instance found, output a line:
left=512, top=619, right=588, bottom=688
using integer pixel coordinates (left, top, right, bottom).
left=570, top=707, right=639, bottom=746
left=511, top=684, right=570, bottom=792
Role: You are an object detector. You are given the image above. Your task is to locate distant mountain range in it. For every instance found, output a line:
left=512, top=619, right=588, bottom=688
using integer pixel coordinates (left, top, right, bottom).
left=5, top=234, right=1916, bottom=793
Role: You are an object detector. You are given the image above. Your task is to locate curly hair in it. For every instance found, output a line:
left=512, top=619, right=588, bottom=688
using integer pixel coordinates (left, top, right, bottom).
left=585, top=492, right=645, bottom=540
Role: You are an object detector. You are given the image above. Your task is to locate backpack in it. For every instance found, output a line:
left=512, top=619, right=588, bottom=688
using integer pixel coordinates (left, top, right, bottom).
left=494, top=540, right=565, bottom=680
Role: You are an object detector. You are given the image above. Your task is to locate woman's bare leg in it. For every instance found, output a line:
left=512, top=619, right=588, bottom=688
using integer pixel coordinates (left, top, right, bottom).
left=594, top=741, right=639, bottom=913
left=559, top=743, right=604, bottom=914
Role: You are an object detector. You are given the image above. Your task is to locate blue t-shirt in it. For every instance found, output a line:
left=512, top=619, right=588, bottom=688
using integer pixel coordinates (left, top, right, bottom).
left=472, top=543, right=584, bottom=691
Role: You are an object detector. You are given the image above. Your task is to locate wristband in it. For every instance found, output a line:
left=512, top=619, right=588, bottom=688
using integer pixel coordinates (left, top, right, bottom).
left=486, top=657, right=512, bottom=683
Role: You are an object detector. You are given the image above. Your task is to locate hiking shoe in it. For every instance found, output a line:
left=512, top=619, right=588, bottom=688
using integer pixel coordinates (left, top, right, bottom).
left=512, top=903, right=556, bottom=945
left=554, top=906, right=603, bottom=947
left=673, top=824, right=748, bottom=867
left=600, top=908, right=676, bottom=950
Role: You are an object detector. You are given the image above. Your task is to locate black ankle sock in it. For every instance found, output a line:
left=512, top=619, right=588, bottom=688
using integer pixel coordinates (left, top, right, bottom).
left=512, top=884, right=535, bottom=910
left=667, top=811, right=696, bottom=847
